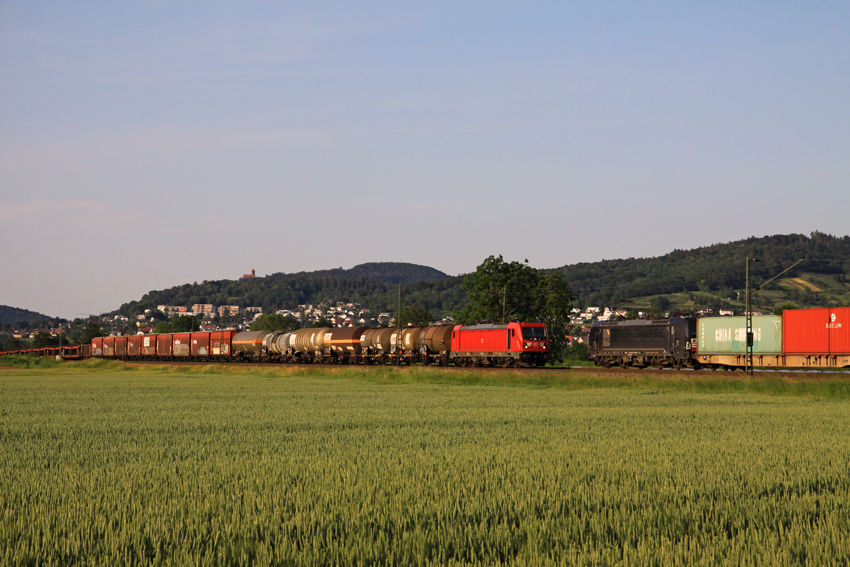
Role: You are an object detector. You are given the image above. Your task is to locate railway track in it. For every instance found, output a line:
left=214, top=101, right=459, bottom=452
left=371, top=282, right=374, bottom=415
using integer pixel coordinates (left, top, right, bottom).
left=91, top=360, right=850, bottom=376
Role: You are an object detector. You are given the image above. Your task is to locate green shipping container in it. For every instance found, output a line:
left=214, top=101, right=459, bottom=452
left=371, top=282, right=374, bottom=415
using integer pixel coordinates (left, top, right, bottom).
left=697, top=316, right=782, bottom=355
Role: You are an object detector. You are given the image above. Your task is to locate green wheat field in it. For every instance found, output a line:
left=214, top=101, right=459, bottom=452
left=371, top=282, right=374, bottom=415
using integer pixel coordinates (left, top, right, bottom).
left=2, top=360, right=849, bottom=565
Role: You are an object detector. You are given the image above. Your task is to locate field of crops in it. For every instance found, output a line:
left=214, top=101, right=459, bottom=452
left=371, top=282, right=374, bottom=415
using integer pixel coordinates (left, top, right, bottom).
left=2, top=362, right=850, bottom=565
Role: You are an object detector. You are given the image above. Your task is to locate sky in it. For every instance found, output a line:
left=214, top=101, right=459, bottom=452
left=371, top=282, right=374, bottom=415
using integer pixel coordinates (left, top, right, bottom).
left=1, top=1, right=848, bottom=319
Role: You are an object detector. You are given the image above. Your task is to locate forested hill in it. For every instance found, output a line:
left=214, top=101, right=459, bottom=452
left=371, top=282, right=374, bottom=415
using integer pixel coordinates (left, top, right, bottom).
left=0, top=305, right=53, bottom=325
left=308, top=263, right=448, bottom=286
left=117, top=263, right=463, bottom=319
left=116, top=233, right=850, bottom=320
left=556, top=232, right=850, bottom=308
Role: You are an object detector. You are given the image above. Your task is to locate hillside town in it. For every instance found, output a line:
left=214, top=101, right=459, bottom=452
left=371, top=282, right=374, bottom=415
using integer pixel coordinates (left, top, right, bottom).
left=106, top=301, right=455, bottom=336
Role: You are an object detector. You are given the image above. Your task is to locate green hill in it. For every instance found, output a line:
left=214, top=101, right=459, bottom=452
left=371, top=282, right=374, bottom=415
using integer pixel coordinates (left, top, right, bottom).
left=0, top=305, right=55, bottom=326
left=557, top=232, right=850, bottom=313
left=114, top=233, right=850, bottom=321
left=347, top=262, right=448, bottom=285
left=116, top=263, right=463, bottom=320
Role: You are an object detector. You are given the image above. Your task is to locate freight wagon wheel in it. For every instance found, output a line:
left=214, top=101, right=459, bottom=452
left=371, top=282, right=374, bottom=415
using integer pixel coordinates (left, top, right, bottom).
left=620, top=361, right=629, bottom=369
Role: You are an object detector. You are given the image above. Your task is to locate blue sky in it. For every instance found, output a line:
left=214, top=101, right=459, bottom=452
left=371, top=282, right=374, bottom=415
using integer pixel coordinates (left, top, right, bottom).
left=1, top=2, right=848, bottom=319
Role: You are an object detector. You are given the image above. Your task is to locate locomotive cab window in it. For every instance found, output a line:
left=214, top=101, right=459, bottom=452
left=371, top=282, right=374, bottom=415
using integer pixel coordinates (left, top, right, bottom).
left=521, top=327, right=547, bottom=340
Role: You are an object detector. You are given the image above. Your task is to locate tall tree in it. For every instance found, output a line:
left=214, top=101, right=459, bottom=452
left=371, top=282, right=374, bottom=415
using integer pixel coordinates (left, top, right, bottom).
left=250, top=314, right=300, bottom=332
left=455, top=256, right=541, bottom=323
left=1, top=334, right=21, bottom=351
left=82, top=322, right=106, bottom=343
left=399, top=304, right=432, bottom=326
left=32, top=331, right=60, bottom=348
left=170, top=316, right=200, bottom=332
left=455, top=255, right=574, bottom=360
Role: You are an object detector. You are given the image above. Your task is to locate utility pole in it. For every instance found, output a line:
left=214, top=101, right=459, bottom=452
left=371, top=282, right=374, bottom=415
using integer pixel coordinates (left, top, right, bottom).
left=745, top=258, right=758, bottom=376
left=502, top=286, right=507, bottom=323
left=745, top=258, right=802, bottom=377
left=397, top=285, right=402, bottom=367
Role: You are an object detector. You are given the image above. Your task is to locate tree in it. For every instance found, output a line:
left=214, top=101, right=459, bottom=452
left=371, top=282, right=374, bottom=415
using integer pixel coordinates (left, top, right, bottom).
left=170, top=315, right=200, bottom=332
left=154, top=322, right=172, bottom=334
left=399, top=305, right=432, bottom=326
left=774, top=302, right=799, bottom=315
left=650, top=296, right=670, bottom=315
left=456, top=256, right=574, bottom=362
left=313, top=318, right=334, bottom=328
left=82, top=322, right=106, bottom=343
left=534, top=271, right=574, bottom=362
left=32, top=331, right=60, bottom=348
left=455, top=255, right=541, bottom=323
left=250, top=314, right=301, bottom=332
left=2, top=334, right=21, bottom=351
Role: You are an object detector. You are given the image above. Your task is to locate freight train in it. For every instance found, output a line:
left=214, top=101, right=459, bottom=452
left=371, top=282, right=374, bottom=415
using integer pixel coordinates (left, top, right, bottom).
left=588, top=306, right=850, bottom=370
left=5, top=306, right=850, bottom=371
left=77, top=321, right=551, bottom=368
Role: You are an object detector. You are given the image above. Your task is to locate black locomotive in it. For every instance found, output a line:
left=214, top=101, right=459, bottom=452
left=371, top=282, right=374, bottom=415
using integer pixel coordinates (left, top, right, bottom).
left=588, top=317, right=698, bottom=370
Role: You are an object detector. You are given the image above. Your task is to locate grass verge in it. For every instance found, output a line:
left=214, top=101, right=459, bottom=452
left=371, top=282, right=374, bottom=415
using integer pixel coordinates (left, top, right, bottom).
left=3, top=355, right=850, bottom=400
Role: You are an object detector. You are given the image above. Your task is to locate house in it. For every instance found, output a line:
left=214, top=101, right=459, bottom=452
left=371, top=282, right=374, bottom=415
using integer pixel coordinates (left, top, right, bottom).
left=192, top=304, right=215, bottom=315
left=218, top=305, right=241, bottom=316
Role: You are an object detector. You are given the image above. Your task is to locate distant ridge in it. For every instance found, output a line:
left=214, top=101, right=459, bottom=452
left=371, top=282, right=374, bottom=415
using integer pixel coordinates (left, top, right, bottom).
left=347, top=262, right=448, bottom=286
left=0, top=305, right=55, bottom=325
left=554, top=232, right=850, bottom=308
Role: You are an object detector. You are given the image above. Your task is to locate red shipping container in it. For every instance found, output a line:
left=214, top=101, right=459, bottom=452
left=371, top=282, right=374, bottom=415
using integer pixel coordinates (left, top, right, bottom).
left=141, top=335, right=157, bottom=356
left=191, top=332, right=211, bottom=357
left=92, top=337, right=104, bottom=356
left=156, top=334, right=173, bottom=357
left=173, top=333, right=192, bottom=357
left=114, top=336, right=128, bottom=357
left=103, top=337, right=116, bottom=357
left=828, top=307, right=850, bottom=354
left=128, top=336, right=142, bottom=356
left=783, top=308, right=829, bottom=354
left=211, top=330, right=236, bottom=356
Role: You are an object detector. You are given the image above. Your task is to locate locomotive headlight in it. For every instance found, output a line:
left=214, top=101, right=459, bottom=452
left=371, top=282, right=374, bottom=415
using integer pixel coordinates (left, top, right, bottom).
left=524, top=342, right=531, bottom=349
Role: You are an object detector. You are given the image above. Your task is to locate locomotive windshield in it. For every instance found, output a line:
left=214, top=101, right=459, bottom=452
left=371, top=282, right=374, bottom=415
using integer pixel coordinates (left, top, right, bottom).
left=521, top=326, right=547, bottom=340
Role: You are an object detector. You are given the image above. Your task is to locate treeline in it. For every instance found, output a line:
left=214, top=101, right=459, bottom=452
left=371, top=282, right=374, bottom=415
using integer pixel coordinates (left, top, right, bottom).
left=0, top=305, right=54, bottom=326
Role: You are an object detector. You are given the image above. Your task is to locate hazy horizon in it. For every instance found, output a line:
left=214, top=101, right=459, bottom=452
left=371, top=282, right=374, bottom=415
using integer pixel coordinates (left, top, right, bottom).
left=2, top=2, right=848, bottom=319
